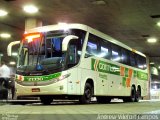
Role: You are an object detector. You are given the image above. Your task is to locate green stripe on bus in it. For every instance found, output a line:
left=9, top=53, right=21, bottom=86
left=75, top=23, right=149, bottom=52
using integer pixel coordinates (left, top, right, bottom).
left=17, top=72, right=61, bottom=82
left=137, top=71, right=148, bottom=80
left=125, top=68, right=129, bottom=77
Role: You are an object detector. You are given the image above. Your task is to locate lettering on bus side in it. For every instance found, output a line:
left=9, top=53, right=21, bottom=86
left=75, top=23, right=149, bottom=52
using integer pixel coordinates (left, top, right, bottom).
left=91, top=58, right=148, bottom=81
left=99, top=62, right=110, bottom=71
left=99, top=73, right=107, bottom=80
left=99, top=63, right=119, bottom=73
left=92, top=58, right=120, bottom=75
left=28, top=77, right=44, bottom=82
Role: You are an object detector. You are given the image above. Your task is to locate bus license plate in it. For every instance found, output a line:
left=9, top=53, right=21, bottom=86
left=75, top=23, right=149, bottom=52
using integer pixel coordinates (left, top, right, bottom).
left=32, top=88, right=40, bottom=92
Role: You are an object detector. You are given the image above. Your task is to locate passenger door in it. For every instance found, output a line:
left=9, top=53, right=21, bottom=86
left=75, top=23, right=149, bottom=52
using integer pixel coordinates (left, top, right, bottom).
left=67, top=40, right=81, bottom=94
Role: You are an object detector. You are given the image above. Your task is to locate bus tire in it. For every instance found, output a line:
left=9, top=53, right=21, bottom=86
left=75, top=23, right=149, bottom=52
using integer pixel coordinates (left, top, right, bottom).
left=97, top=96, right=111, bottom=104
left=135, top=87, right=141, bottom=102
left=79, top=83, right=93, bottom=104
left=130, top=86, right=136, bottom=102
left=40, top=96, right=53, bottom=105
left=123, top=86, right=136, bottom=102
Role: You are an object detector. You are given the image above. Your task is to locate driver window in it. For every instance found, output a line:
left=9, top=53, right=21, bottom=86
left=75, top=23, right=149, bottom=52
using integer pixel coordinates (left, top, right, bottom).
left=68, top=44, right=77, bottom=65
left=67, top=30, right=85, bottom=68
left=67, top=38, right=83, bottom=68
left=67, top=39, right=78, bottom=68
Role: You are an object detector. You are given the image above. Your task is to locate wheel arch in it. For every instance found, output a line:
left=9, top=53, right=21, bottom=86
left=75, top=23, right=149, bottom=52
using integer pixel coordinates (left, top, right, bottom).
left=84, top=78, right=94, bottom=95
left=137, top=85, right=141, bottom=95
left=130, top=84, right=136, bottom=96
left=132, top=84, right=136, bottom=90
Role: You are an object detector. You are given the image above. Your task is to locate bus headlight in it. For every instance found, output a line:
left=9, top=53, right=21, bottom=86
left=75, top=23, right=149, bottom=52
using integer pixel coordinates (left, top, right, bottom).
left=53, top=73, right=71, bottom=83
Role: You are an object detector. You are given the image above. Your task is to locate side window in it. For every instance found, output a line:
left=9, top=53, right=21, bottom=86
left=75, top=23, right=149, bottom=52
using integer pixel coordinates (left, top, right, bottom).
left=130, top=52, right=136, bottom=67
left=136, top=55, right=143, bottom=69
left=142, top=57, right=147, bottom=69
left=100, top=40, right=111, bottom=59
left=136, top=55, right=147, bottom=70
left=121, top=48, right=130, bottom=65
left=86, top=34, right=99, bottom=56
left=111, top=44, right=121, bottom=62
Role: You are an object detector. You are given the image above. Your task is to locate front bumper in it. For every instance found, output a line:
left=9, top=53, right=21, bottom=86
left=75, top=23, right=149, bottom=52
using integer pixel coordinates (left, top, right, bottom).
left=16, top=80, right=68, bottom=96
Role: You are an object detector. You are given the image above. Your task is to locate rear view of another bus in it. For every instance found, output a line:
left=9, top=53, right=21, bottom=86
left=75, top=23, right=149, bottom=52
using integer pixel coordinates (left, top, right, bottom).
left=150, top=81, right=160, bottom=100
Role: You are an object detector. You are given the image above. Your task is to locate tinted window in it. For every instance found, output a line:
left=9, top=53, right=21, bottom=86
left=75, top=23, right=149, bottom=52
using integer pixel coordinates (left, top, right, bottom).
left=142, top=57, right=147, bottom=69
left=100, top=40, right=111, bottom=59
left=136, top=55, right=147, bottom=70
left=111, top=44, right=121, bottom=62
left=121, top=48, right=130, bottom=65
left=130, top=52, right=136, bottom=67
left=86, top=34, right=99, bottom=56
left=86, top=34, right=147, bottom=70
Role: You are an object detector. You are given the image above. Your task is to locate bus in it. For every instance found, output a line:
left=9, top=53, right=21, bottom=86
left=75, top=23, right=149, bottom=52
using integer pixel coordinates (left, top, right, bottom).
left=150, top=81, right=160, bottom=100
left=8, top=23, right=148, bottom=104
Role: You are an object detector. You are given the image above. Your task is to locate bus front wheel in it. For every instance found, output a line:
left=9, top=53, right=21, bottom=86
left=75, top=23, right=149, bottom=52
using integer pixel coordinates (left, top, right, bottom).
left=40, top=96, right=53, bottom=105
left=79, top=83, right=93, bottom=104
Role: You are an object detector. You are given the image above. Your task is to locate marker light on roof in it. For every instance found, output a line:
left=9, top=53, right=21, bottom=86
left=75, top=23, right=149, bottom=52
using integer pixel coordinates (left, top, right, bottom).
left=24, top=33, right=42, bottom=43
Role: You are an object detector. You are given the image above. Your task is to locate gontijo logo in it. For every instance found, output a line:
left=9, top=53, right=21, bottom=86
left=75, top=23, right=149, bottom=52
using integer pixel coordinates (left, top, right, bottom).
left=92, top=58, right=120, bottom=75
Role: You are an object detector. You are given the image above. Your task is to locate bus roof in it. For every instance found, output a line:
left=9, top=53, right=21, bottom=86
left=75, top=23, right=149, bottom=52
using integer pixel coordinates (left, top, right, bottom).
left=25, top=23, right=146, bottom=57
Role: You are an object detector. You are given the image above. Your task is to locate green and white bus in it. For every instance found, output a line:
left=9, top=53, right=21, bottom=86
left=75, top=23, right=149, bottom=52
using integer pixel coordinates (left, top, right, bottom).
left=8, top=23, right=148, bottom=104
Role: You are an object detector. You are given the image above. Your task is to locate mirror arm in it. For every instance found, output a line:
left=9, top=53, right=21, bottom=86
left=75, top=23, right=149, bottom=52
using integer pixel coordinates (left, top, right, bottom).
left=7, top=41, right=20, bottom=56
left=62, top=35, right=79, bottom=52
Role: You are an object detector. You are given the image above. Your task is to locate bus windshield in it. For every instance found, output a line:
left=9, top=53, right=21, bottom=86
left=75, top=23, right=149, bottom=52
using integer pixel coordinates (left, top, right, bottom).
left=151, top=82, right=160, bottom=90
left=17, top=29, right=86, bottom=75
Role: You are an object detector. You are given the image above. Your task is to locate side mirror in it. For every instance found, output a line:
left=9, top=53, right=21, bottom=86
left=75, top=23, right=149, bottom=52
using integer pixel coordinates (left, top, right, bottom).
left=7, top=41, right=20, bottom=56
left=62, top=35, right=79, bottom=52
